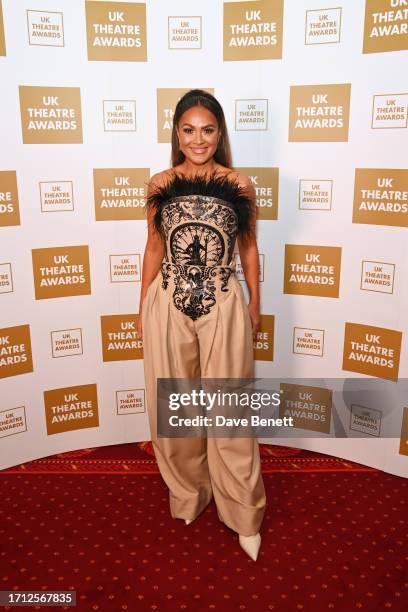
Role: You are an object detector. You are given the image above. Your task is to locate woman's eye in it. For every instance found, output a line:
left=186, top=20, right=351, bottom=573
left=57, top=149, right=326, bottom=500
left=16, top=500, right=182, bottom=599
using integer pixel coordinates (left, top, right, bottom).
left=183, top=128, right=214, bottom=134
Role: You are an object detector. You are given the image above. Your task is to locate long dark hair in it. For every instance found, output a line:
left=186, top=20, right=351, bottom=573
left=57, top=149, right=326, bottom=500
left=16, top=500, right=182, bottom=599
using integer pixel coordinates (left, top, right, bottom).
left=171, top=89, right=232, bottom=168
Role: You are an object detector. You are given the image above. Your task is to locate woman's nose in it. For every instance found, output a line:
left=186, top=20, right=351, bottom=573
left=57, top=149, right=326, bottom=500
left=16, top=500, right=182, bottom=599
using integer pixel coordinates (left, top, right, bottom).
left=193, top=130, right=205, bottom=143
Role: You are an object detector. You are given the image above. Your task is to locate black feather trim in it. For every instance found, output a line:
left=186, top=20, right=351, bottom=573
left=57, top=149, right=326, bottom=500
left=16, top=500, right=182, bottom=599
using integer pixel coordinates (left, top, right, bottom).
left=146, top=171, right=254, bottom=240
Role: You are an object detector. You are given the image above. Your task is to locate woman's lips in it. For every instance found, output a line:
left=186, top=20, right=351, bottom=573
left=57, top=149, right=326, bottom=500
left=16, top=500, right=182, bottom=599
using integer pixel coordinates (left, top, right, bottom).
left=190, top=147, right=207, bottom=154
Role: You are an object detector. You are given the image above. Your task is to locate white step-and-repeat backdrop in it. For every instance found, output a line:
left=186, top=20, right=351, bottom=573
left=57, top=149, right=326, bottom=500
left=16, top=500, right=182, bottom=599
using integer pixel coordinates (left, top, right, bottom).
left=1, top=0, right=407, bottom=477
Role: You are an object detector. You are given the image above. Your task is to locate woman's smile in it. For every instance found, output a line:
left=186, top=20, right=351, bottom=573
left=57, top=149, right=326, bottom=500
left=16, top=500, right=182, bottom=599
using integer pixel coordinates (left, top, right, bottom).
left=190, top=146, right=208, bottom=154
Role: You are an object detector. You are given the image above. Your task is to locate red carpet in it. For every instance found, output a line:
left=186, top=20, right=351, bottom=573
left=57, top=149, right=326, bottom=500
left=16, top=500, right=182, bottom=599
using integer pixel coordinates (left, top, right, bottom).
left=1, top=441, right=378, bottom=475
left=0, top=443, right=406, bottom=611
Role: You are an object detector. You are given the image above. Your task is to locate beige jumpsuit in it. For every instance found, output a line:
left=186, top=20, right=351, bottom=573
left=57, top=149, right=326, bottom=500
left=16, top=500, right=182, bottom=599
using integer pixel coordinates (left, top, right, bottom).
left=141, top=189, right=266, bottom=537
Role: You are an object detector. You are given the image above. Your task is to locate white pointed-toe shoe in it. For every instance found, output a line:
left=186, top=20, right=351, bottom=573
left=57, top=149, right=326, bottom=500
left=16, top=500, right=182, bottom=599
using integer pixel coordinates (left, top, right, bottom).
left=239, top=533, right=261, bottom=561
left=185, top=519, right=193, bottom=525
left=216, top=509, right=261, bottom=560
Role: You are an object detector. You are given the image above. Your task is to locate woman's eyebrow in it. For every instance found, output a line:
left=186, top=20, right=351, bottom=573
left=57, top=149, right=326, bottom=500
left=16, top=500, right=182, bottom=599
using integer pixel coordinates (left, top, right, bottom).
left=181, top=122, right=216, bottom=128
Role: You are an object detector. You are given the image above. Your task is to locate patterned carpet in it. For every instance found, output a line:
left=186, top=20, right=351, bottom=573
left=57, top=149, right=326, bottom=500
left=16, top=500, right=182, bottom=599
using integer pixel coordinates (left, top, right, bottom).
left=0, top=444, right=406, bottom=611
left=1, top=441, right=378, bottom=474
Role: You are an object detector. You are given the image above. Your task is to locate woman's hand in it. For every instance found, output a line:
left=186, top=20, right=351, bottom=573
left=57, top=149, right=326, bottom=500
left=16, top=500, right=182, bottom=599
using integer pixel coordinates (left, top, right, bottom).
left=137, top=307, right=143, bottom=341
left=247, top=301, right=261, bottom=339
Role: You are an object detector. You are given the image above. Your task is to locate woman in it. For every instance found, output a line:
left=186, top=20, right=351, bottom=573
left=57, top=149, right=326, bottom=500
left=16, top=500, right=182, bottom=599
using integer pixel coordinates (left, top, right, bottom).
left=137, top=89, right=266, bottom=561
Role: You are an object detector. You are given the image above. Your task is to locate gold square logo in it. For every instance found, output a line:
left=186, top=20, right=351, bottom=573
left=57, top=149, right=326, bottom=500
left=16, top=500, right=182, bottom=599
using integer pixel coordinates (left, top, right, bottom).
left=352, top=168, right=408, bottom=228
left=0, top=171, right=20, bottom=227
left=289, top=84, right=351, bottom=142
left=363, top=0, right=408, bottom=54
left=31, top=245, right=91, bottom=300
left=284, top=245, right=341, bottom=298
left=93, top=168, right=149, bottom=220
left=399, top=407, right=408, bottom=456
left=0, top=325, right=33, bottom=379
left=85, top=1, right=147, bottom=61
left=254, top=314, right=274, bottom=361
left=342, top=322, right=402, bottom=382
left=223, top=0, right=283, bottom=61
left=234, top=167, right=279, bottom=220
left=101, top=314, right=143, bottom=361
left=280, top=383, right=332, bottom=434
left=0, top=0, right=6, bottom=56
left=44, top=383, right=99, bottom=434
left=19, top=86, right=83, bottom=144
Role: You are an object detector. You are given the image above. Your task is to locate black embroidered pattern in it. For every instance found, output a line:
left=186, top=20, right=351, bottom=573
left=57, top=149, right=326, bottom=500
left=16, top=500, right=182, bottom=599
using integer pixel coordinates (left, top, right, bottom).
left=164, top=208, right=235, bottom=266
left=146, top=172, right=253, bottom=320
left=160, top=262, right=233, bottom=321
left=160, top=262, right=172, bottom=290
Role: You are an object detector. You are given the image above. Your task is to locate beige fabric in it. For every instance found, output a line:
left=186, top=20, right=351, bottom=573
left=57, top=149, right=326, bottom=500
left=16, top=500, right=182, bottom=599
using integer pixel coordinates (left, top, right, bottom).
left=141, top=270, right=266, bottom=537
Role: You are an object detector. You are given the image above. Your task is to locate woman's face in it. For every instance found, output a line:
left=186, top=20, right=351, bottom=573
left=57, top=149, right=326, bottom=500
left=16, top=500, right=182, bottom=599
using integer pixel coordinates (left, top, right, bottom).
left=176, top=105, right=220, bottom=166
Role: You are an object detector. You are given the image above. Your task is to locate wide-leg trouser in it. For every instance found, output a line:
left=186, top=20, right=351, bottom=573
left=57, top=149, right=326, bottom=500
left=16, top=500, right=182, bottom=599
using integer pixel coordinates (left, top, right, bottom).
left=141, top=270, right=266, bottom=536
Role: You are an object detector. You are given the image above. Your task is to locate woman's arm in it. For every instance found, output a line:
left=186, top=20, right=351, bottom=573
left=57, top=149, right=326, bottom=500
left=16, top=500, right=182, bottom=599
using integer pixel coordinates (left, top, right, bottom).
left=137, top=173, right=166, bottom=338
left=235, top=174, right=261, bottom=337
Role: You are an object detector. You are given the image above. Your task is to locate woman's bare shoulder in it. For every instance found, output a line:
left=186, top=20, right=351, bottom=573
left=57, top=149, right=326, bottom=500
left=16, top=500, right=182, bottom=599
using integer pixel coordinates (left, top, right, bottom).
left=149, top=168, right=175, bottom=189
left=212, top=165, right=248, bottom=186
left=227, top=170, right=255, bottom=193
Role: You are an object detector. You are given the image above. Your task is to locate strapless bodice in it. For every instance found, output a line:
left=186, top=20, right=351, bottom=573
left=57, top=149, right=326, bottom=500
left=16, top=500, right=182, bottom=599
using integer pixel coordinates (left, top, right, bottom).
left=160, top=194, right=238, bottom=268
left=146, top=172, right=253, bottom=320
